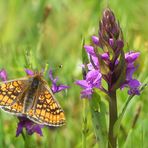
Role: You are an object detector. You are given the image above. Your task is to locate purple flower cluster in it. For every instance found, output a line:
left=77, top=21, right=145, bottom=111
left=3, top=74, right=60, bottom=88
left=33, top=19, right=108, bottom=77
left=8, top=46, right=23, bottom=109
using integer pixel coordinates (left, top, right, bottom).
left=49, top=69, right=69, bottom=93
left=76, top=69, right=102, bottom=98
left=76, top=8, right=141, bottom=98
left=16, top=117, right=43, bottom=136
left=121, top=52, right=141, bottom=95
left=0, top=68, right=69, bottom=137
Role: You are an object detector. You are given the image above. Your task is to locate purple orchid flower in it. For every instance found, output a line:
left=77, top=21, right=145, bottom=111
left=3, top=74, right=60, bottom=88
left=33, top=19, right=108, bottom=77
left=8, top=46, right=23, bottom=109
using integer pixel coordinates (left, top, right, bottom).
left=120, top=52, right=141, bottom=95
left=76, top=48, right=141, bottom=98
left=76, top=8, right=141, bottom=99
left=75, top=8, right=142, bottom=148
left=76, top=69, right=102, bottom=98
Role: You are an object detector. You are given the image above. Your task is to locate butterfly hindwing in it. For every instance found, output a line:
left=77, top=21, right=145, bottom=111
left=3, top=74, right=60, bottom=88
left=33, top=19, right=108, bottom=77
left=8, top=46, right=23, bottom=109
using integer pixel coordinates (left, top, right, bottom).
left=2, top=101, right=24, bottom=115
left=0, top=78, right=29, bottom=115
left=27, top=83, right=65, bottom=126
left=0, top=79, right=28, bottom=107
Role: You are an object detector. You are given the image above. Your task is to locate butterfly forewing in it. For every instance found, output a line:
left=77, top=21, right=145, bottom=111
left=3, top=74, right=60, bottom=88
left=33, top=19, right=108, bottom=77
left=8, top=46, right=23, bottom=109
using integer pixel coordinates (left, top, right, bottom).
left=27, top=82, right=65, bottom=126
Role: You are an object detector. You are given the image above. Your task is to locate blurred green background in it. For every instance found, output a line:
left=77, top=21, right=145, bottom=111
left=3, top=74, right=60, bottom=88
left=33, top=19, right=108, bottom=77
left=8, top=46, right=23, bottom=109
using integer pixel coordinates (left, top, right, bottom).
left=0, top=0, right=148, bottom=148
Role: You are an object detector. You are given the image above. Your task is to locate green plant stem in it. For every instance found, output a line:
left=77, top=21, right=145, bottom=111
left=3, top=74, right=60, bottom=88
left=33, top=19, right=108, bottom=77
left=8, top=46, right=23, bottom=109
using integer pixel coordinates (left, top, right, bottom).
left=21, top=131, right=26, bottom=141
left=108, top=91, right=117, bottom=148
left=82, top=99, right=87, bottom=148
left=0, top=112, right=5, bottom=147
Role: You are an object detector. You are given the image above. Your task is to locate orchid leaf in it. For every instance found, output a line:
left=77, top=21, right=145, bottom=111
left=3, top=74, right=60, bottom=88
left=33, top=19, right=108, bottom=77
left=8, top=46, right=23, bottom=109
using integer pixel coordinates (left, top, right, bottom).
left=89, top=90, right=107, bottom=148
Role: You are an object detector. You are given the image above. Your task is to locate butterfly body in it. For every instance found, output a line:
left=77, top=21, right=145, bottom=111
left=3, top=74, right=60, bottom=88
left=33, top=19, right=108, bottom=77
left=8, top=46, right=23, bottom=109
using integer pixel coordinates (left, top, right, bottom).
left=23, top=76, right=40, bottom=113
left=0, top=74, right=65, bottom=126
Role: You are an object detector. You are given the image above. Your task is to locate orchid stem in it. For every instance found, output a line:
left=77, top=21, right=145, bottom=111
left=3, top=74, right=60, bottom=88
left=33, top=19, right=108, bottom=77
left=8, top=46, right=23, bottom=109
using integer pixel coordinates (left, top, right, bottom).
left=82, top=99, right=87, bottom=148
left=108, top=91, right=117, bottom=148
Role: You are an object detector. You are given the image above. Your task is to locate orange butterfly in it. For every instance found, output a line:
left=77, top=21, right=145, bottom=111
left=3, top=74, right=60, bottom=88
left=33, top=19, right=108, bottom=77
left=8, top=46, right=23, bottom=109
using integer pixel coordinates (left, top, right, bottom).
left=0, top=73, right=65, bottom=126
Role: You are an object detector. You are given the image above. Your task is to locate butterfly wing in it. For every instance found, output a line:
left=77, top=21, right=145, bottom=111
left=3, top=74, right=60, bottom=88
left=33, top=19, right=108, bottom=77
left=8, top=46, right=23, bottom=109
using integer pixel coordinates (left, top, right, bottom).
left=0, top=78, right=30, bottom=115
left=27, top=83, right=65, bottom=126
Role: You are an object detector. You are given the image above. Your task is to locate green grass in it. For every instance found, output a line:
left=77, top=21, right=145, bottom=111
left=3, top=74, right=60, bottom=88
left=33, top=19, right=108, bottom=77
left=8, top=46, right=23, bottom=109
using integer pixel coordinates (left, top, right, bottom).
left=0, top=0, right=148, bottom=147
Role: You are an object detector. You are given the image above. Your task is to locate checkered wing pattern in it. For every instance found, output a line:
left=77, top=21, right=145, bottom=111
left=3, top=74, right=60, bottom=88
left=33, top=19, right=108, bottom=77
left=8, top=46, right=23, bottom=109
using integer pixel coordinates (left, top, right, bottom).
left=27, top=83, right=65, bottom=126
left=0, top=79, right=29, bottom=114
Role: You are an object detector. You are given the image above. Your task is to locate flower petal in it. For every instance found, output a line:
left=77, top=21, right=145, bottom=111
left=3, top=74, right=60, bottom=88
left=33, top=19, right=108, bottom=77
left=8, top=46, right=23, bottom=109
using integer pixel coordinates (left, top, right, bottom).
left=125, top=52, right=140, bottom=63
left=116, top=40, right=124, bottom=49
left=84, top=45, right=96, bottom=57
left=51, top=85, right=58, bottom=93
left=52, top=84, right=69, bottom=94
left=109, top=38, right=114, bottom=47
left=56, top=85, right=69, bottom=92
left=87, top=56, right=100, bottom=70
left=0, top=69, right=7, bottom=81
left=128, top=79, right=141, bottom=88
left=16, top=120, right=24, bottom=137
left=92, top=36, right=100, bottom=45
left=27, top=124, right=43, bottom=136
left=32, top=125, right=43, bottom=136
left=49, top=69, right=69, bottom=94
left=86, top=70, right=102, bottom=88
left=81, top=87, right=93, bottom=98
left=25, top=69, right=34, bottom=76
left=16, top=117, right=43, bottom=137
left=101, top=53, right=109, bottom=61
left=126, top=66, right=136, bottom=80
left=128, top=88, right=140, bottom=95
left=75, top=80, right=89, bottom=89
left=87, top=63, right=94, bottom=71
left=49, top=69, right=55, bottom=82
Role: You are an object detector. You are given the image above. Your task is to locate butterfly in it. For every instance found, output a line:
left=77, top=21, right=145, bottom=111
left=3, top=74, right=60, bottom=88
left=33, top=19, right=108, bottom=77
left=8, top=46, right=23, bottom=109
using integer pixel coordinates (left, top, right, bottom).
left=0, top=73, right=65, bottom=126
